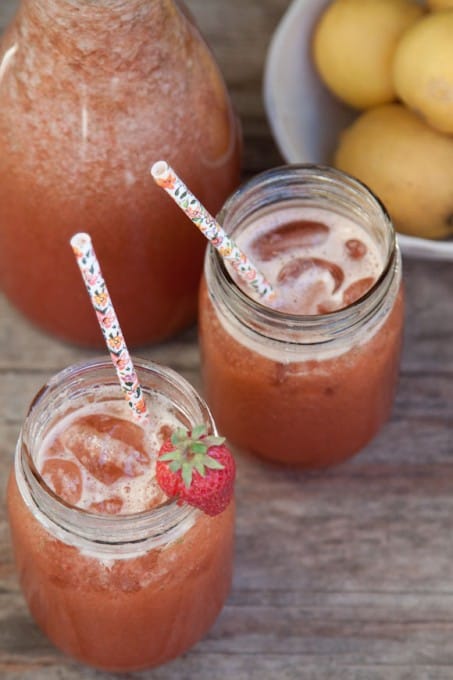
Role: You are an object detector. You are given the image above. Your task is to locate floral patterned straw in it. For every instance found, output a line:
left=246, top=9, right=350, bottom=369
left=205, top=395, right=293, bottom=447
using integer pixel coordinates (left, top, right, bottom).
left=70, top=233, right=148, bottom=423
left=151, top=161, right=276, bottom=303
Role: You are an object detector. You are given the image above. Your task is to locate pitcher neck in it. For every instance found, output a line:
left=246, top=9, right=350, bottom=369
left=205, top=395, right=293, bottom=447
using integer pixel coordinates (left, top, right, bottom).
left=16, top=0, right=184, bottom=65
left=20, top=0, right=175, bottom=22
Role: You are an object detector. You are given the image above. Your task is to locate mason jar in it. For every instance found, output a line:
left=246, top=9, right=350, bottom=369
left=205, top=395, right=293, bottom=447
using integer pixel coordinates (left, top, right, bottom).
left=7, top=358, right=235, bottom=672
left=199, top=165, right=404, bottom=467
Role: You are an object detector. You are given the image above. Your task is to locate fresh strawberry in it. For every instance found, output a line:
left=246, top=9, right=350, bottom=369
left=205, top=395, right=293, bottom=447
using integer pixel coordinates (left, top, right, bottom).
left=156, top=425, right=235, bottom=516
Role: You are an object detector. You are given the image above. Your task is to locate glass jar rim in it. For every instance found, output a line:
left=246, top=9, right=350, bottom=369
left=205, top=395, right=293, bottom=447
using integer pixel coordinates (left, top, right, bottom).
left=209, top=163, right=399, bottom=344
left=218, top=163, right=395, bottom=251
left=15, top=357, right=213, bottom=555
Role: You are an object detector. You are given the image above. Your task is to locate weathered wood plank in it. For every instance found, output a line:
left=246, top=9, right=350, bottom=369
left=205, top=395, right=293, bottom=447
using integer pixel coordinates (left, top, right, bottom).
left=0, top=658, right=452, bottom=680
left=0, top=2, right=16, bottom=28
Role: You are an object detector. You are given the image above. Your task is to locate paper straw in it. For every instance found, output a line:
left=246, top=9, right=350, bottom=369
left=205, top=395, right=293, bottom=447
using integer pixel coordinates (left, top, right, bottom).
left=151, top=161, right=276, bottom=303
left=70, top=233, right=148, bottom=423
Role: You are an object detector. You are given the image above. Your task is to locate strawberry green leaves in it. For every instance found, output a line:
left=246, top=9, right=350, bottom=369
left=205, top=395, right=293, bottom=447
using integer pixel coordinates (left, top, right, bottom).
left=156, top=426, right=235, bottom=516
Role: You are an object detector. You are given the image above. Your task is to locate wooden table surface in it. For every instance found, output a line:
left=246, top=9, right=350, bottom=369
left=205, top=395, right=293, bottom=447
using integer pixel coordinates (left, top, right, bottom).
left=1, top=1, right=453, bottom=679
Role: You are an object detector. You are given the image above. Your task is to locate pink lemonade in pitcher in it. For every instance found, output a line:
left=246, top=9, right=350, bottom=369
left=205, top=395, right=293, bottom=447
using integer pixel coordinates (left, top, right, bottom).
left=0, top=0, right=241, bottom=346
left=7, top=359, right=235, bottom=672
left=199, top=166, right=404, bottom=467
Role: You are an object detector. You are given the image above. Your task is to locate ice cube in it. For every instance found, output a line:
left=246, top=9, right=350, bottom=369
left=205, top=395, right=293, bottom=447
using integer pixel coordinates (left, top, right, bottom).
left=41, top=458, right=83, bottom=505
left=158, top=423, right=173, bottom=445
left=78, top=414, right=146, bottom=456
left=317, top=300, right=342, bottom=314
left=277, top=257, right=344, bottom=293
left=45, top=438, right=66, bottom=458
left=89, top=497, right=124, bottom=515
left=345, top=239, right=367, bottom=260
left=60, top=423, right=149, bottom=485
left=251, top=220, right=329, bottom=261
left=146, top=486, right=169, bottom=510
left=343, top=277, right=375, bottom=306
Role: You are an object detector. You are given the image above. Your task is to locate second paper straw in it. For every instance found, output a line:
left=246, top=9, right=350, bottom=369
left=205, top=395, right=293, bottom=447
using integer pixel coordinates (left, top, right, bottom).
left=70, top=232, right=148, bottom=423
left=151, top=161, right=275, bottom=303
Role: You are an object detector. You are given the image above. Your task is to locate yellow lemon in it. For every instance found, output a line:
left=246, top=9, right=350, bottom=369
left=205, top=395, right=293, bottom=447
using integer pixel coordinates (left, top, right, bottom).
left=393, top=10, right=453, bottom=133
left=333, top=104, right=453, bottom=240
left=427, top=0, right=453, bottom=9
left=312, top=0, right=424, bottom=109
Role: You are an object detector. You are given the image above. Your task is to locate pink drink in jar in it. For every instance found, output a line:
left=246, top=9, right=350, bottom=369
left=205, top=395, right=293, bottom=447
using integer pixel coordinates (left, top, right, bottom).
left=199, top=165, right=404, bottom=467
left=7, top=358, right=235, bottom=671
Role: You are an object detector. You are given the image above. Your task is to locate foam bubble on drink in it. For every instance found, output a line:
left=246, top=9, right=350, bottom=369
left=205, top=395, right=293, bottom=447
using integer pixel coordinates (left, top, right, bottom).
left=232, top=204, right=384, bottom=315
left=36, top=395, right=181, bottom=515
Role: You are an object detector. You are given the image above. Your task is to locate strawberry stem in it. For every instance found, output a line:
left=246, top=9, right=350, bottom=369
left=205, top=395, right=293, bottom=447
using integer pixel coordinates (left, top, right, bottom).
left=163, top=425, right=226, bottom=488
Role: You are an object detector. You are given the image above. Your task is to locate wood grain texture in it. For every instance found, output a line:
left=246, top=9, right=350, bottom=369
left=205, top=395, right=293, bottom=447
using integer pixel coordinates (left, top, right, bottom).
left=1, top=1, right=453, bottom=678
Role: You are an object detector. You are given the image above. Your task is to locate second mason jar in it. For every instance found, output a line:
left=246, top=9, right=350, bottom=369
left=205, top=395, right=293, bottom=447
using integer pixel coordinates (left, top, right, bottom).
left=199, top=165, right=404, bottom=467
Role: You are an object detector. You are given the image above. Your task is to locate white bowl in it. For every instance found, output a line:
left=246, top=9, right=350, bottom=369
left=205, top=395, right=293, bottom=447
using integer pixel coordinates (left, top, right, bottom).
left=263, top=0, right=453, bottom=261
